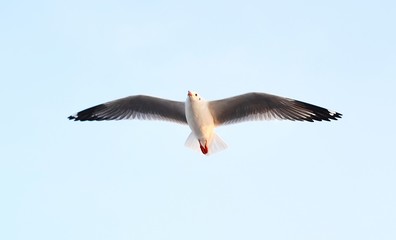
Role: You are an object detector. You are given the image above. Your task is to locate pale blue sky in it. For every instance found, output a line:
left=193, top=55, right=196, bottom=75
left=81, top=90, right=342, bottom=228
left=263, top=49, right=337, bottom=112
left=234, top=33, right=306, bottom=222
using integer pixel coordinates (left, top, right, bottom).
left=1, top=0, right=395, bottom=239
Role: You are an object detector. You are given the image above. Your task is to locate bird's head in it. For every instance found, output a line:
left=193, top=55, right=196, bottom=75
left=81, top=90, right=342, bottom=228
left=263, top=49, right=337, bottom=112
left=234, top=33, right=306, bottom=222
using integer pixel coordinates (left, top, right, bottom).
left=187, top=90, right=202, bottom=101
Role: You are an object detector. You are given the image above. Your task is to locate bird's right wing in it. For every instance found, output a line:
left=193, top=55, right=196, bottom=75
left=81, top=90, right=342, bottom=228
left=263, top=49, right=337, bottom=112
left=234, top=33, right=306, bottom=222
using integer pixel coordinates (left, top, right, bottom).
left=208, top=92, right=342, bottom=126
left=68, top=95, right=187, bottom=124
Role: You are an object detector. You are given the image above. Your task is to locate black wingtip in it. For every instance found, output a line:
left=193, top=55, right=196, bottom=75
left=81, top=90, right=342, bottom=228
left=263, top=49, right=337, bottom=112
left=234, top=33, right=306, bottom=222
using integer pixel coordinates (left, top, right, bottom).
left=294, top=99, right=343, bottom=122
left=329, top=111, right=342, bottom=121
left=67, top=104, right=108, bottom=121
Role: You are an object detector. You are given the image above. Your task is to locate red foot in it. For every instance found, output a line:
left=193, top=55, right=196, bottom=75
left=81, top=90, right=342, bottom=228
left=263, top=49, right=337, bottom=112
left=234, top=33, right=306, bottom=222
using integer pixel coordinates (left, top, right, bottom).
left=200, top=144, right=208, bottom=155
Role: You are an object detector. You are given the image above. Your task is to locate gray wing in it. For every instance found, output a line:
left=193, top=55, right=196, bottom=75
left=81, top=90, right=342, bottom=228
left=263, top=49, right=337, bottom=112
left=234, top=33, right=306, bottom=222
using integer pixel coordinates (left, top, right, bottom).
left=68, top=95, right=187, bottom=124
left=208, top=92, right=342, bottom=125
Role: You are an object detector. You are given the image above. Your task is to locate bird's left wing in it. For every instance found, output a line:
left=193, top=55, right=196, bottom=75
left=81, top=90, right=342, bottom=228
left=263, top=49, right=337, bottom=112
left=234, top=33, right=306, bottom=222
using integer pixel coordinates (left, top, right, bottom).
left=68, top=95, right=187, bottom=124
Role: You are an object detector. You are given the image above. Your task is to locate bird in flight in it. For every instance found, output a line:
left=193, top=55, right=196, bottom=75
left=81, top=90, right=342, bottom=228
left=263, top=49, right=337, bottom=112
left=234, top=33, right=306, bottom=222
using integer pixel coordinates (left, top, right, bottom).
left=69, top=91, right=342, bottom=155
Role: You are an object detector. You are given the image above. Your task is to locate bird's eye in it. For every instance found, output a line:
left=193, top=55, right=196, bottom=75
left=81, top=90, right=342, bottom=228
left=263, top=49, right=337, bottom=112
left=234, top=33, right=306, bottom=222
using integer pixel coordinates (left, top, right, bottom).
left=195, top=94, right=197, bottom=96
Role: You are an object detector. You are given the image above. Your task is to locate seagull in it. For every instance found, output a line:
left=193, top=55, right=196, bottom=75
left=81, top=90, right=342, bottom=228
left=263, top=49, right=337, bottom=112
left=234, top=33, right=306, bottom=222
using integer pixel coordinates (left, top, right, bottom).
left=68, top=91, right=342, bottom=155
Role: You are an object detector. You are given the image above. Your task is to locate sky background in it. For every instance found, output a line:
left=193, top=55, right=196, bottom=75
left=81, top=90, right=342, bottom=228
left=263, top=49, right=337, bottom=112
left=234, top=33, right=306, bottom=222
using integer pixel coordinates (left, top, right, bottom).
left=1, top=0, right=395, bottom=239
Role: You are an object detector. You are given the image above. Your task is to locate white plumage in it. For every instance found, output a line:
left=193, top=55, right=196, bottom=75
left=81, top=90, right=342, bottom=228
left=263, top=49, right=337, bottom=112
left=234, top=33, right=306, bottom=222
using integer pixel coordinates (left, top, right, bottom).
left=69, top=90, right=342, bottom=155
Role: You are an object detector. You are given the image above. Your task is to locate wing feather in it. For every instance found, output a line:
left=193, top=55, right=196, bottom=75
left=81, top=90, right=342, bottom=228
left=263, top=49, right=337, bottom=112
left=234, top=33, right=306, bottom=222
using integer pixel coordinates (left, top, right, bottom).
left=208, top=92, right=342, bottom=125
left=68, top=95, right=187, bottom=124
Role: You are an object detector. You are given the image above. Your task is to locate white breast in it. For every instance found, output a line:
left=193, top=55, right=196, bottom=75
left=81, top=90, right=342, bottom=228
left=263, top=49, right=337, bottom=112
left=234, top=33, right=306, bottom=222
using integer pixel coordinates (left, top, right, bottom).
left=185, top=98, right=215, bottom=140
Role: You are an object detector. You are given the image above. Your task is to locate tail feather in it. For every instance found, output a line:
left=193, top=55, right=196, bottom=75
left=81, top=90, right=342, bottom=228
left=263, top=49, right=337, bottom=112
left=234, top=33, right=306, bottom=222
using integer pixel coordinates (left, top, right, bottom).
left=210, top=133, right=228, bottom=154
left=184, top=132, right=227, bottom=155
left=184, top=132, right=200, bottom=153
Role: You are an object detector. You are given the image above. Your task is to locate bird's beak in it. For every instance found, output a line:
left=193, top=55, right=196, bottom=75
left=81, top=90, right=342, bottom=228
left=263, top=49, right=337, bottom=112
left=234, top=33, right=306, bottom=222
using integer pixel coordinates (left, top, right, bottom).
left=188, top=91, right=192, bottom=97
